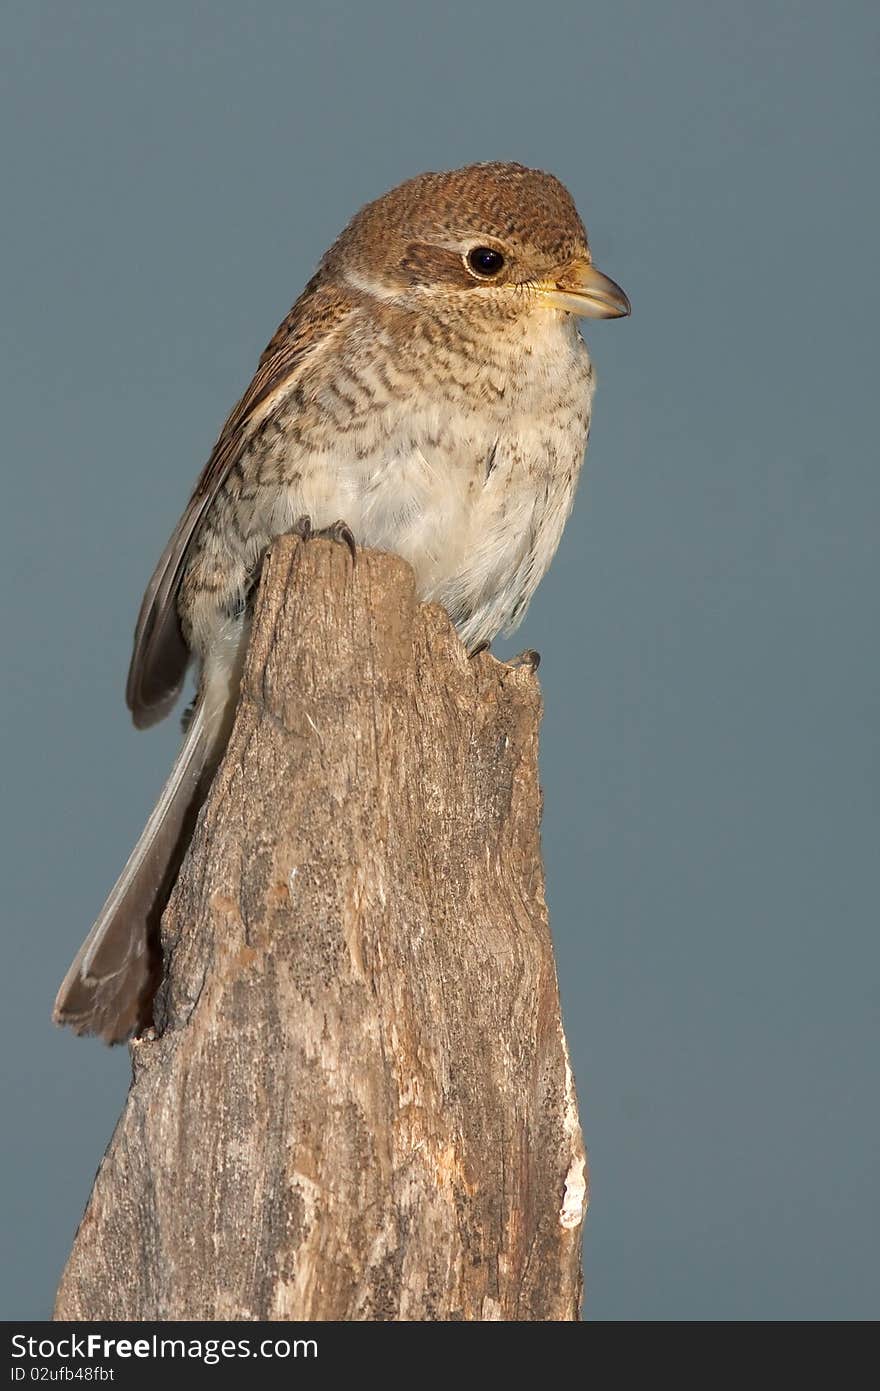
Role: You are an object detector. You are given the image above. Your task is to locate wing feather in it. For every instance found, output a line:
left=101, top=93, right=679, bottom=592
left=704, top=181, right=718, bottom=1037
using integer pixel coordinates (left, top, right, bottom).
left=125, top=276, right=350, bottom=727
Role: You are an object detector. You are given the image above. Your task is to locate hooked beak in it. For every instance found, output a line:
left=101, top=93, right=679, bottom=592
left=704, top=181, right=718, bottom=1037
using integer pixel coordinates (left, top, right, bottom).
left=538, top=260, right=631, bottom=319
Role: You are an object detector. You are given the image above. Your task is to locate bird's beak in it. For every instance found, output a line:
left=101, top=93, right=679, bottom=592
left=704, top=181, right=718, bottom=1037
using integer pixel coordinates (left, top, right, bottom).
left=538, top=260, right=631, bottom=319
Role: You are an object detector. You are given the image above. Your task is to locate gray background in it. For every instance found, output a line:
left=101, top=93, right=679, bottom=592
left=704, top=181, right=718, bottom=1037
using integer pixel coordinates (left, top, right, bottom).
left=1, top=0, right=877, bottom=1321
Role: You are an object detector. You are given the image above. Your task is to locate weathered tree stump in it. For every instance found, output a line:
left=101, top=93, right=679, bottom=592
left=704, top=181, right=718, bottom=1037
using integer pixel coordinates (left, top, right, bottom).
left=55, top=536, right=587, bottom=1320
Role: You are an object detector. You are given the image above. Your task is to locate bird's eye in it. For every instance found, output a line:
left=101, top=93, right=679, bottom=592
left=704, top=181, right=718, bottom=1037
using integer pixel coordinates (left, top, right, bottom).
left=466, top=246, right=506, bottom=278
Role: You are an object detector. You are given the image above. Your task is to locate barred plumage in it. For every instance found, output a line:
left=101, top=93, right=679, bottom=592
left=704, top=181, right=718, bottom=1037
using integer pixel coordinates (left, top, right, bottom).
left=54, top=160, right=629, bottom=1041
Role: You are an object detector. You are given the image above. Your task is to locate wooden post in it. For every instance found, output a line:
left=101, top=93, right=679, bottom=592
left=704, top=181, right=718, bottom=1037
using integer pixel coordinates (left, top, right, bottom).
left=55, top=536, right=587, bottom=1321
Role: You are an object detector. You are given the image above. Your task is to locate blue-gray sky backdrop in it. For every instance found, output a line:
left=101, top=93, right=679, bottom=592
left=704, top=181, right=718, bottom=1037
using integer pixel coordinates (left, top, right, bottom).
left=1, top=0, right=877, bottom=1320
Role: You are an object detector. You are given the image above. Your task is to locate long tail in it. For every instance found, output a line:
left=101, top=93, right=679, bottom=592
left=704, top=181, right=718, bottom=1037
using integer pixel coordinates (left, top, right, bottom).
left=53, top=682, right=231, bottom=1043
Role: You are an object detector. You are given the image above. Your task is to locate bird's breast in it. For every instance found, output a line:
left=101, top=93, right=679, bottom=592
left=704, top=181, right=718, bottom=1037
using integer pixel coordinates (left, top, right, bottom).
left=287, top=318, right=591, bottom=639
left=237, top=312, right=593, bottom=647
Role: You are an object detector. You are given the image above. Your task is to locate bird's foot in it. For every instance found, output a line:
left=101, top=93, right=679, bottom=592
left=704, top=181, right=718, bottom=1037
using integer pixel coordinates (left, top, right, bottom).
left=180, top=695, right=198, bottom=734
left=507, top=648, right=541, bottom=673
left=291, top=515, right=357, bottom=562
left=321, top=519, right=358, bottom=562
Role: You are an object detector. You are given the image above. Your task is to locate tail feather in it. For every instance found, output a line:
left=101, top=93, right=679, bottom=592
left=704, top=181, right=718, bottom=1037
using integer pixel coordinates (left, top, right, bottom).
left=53, top=696, right=224, bottom=1043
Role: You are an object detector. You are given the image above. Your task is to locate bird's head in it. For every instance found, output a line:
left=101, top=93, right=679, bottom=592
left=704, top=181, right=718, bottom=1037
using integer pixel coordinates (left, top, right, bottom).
left=326, top=161, right=630, bottom=327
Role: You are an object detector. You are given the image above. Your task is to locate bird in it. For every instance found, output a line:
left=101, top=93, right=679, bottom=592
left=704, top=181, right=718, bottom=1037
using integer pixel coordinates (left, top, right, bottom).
left=53, top=160, right=630, bottom=1043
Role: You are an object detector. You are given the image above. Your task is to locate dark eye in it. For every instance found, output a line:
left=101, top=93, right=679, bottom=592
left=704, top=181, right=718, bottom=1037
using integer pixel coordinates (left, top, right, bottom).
left=466, top=246, right=505, bottom=278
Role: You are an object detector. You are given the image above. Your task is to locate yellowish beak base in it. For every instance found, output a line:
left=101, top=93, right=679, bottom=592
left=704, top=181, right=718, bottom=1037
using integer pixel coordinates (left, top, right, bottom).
left=538, top=262, right=631, bottom=319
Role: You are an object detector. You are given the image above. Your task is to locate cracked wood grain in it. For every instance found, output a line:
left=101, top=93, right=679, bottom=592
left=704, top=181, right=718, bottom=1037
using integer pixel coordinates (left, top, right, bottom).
left=54, top=536, right=587, bottom=1321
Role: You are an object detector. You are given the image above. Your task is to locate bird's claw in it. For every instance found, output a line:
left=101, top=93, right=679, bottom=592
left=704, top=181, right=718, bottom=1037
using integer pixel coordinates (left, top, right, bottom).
left=468, top=641, right=491, bottom=659
left=508, top=648, right=541, bottom=672
left=291, top=515, right=357, bottom=562
left=322, top=519, right=357, bottom=562
left=180, top=696, right=198, bottom=734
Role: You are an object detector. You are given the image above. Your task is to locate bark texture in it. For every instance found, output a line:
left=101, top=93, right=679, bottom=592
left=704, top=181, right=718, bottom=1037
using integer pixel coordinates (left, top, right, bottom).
left=55, top=537, right=587, bottom=1321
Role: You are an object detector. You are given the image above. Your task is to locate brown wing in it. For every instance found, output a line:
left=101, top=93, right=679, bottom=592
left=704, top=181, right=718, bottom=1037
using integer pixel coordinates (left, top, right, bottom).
left=125, top=273, right=350, bottom=728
